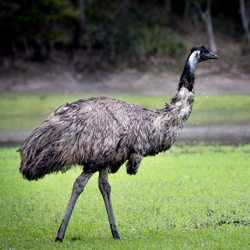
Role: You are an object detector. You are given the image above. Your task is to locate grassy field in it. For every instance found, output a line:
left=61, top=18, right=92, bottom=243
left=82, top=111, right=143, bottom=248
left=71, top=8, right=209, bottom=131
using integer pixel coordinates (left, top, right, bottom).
left=1, top=94, right=250, bottom=132
left=0, top=93, right=250, bottom=248
left=1, top=94, right=250, bottom=116
left=0, top=146, right=250, bottom=249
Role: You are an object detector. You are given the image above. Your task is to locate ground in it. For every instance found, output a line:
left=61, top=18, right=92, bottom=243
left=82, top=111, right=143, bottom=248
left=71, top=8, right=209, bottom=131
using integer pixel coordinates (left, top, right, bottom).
left=0, top=59, right=249, bottom=96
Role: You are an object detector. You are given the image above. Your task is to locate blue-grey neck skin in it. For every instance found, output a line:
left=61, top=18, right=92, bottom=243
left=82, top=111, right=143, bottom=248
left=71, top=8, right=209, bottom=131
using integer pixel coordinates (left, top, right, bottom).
left=188, top=51, right=199, bottom=72
left=178, top=51, right=199, bottom=92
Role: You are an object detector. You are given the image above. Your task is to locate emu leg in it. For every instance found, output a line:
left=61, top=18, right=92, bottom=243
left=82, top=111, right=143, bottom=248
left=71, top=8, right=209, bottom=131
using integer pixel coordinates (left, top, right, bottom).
left=98, top=168, right=120, bottom=239
left=55, top=171, right=93, bottom=242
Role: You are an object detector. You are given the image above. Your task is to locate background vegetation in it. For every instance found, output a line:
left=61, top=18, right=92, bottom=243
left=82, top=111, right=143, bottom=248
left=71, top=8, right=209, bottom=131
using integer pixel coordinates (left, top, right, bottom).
left=0, top=0, right=249, bottom=72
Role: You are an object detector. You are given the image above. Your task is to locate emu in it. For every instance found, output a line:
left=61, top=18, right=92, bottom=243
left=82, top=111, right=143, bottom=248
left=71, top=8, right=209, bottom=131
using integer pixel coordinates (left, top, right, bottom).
left=19, top=45, right=218, bottom=242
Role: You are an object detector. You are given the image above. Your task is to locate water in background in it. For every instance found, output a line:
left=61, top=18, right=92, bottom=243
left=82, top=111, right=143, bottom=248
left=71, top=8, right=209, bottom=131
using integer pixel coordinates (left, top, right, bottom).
left=1, top=110, right=250, bottom=147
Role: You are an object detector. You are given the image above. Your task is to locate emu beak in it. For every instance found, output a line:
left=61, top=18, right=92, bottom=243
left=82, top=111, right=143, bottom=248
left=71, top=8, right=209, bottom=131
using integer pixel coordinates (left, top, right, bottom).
left=206, top=52, right=218, bottom=60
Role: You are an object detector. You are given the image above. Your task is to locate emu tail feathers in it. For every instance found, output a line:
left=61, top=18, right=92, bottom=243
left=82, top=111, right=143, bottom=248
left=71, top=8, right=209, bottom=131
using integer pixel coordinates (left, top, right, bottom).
left=19, top=124, right=73, bottom=181
left=19, top=145, right=70, bottom=181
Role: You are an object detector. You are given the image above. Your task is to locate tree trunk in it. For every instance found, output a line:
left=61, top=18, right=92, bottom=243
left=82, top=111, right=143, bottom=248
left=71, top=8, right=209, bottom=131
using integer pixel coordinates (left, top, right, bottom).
left=184, top=0, right=190, bottom=19
left=195, top=0, right=217, bottom=52
left=165, top=0, right=171, bottom=14
left=72, top=0, right=85, bottom=47
left=11, top=37, right=17, bottom=54
left=239, top=0, right=250, bottom=46
left=23, top=37, right=34, bottom=58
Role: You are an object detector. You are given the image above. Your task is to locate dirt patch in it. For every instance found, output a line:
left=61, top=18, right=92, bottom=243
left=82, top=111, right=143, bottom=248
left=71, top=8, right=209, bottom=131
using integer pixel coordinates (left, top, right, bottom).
left=0, top=63, right=249, bottom=96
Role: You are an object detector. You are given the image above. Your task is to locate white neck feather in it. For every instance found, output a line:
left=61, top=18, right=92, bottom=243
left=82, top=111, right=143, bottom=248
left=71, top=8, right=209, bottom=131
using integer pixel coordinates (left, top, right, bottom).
left=188, top=51, right=199, bottom=72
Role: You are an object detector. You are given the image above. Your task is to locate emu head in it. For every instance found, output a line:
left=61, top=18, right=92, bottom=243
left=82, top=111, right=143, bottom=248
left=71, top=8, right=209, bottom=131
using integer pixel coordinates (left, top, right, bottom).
left=188, top=45, right=218, bottom=71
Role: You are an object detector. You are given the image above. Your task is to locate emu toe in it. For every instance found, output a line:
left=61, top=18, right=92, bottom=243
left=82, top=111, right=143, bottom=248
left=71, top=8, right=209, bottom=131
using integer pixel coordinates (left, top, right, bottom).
left=54, top=236, right=63, bottom=243
left=112, top=231, right=121, bottom=240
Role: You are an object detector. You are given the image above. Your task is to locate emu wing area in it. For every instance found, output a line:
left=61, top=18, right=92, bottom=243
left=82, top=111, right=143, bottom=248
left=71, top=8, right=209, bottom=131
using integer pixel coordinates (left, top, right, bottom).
left=19, top=97, right=171, bottom=180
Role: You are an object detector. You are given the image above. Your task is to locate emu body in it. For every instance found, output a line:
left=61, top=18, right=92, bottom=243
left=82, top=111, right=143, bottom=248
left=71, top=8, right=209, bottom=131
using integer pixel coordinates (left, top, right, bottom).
left=20, top=89, right=193, bottom=180
left=19, top=45, right=218, bottom=242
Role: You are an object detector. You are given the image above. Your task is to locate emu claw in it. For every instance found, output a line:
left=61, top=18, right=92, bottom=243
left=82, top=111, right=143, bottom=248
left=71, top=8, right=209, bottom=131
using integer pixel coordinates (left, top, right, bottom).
left=54, top=236, right=63, bottom=243
left=112, top=231, right=121, bottom=240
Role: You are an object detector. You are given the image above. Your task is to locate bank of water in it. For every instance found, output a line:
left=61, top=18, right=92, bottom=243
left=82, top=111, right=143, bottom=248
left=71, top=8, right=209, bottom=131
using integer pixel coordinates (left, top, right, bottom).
left=0, top=110, right=250, bottom=147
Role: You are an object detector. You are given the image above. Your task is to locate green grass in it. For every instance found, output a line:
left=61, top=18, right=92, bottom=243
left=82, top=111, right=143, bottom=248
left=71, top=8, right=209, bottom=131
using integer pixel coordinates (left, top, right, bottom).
left=1, top=94, right=250, bottom=116
left=0, top=94, right=250, bottom=132
left=0, top=146, right=250, bottom=249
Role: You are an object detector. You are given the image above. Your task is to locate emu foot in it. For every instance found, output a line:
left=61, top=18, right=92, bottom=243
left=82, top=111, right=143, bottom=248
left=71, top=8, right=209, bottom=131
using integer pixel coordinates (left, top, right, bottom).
left=54, top=236, right=63, bottom=242
left=112, top=230, right=120, bottom=240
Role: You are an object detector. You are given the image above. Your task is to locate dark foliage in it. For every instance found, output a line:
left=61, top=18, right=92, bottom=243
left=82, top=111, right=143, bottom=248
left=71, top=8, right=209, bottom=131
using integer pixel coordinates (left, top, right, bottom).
left=0, top=0, right=244, bottom=66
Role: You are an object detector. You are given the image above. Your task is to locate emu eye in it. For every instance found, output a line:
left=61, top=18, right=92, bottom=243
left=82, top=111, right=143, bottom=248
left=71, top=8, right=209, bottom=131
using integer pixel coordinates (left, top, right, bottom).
left=202, top=52, right=205, bottom=55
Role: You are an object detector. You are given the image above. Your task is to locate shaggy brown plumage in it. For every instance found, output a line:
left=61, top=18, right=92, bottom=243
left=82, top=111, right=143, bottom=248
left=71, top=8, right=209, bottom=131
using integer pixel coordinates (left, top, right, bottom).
left=18, top=45, right=218, bottom=242
left=19, top=90, right=194, bottom=180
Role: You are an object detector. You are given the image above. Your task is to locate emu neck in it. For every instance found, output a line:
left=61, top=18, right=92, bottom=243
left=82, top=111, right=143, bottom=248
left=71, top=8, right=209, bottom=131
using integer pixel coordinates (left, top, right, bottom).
left=169, top=55, right=197, bottom=123
left=178, top=57, right=196, bottom=92
left=170, top=87, right=194, bottom=123
left=162, top=87, right=194, bottom=149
